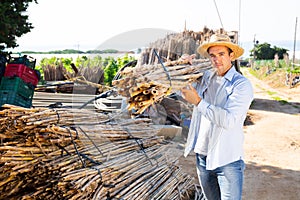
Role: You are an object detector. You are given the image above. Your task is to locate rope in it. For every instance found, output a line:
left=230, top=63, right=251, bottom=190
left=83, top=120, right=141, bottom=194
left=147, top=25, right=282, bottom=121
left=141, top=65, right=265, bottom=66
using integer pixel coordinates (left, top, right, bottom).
left=124, top=127, right=158, bottom=167
left=76, top=126, right=104, bottom=156
left=53, top=109, right=60, bottom=124
left=213, top=0, right=224, bottom=29
left=79, top=89, right=116, bottom=109
left=66, top=126, right=86, bottom=167
left=153, top=49, right=172, bottom=88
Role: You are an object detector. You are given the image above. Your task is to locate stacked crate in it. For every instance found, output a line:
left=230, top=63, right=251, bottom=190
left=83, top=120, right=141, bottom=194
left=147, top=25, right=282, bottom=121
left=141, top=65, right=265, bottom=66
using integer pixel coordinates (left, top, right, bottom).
left=0, top=52, right=9, bottom=83
left=0, top=55, right=38, bottom=108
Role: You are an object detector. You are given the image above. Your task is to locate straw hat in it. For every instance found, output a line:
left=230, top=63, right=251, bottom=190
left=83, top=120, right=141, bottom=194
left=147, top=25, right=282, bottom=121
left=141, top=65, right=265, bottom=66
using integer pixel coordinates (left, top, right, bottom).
left=197, top=34, right=244, bottom=60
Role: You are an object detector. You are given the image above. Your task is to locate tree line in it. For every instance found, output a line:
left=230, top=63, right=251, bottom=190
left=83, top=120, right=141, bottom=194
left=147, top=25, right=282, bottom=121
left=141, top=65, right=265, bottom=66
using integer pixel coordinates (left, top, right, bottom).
left=21, top=49, right=122, bottom=54
left=250, top=42, right=289, bottom=60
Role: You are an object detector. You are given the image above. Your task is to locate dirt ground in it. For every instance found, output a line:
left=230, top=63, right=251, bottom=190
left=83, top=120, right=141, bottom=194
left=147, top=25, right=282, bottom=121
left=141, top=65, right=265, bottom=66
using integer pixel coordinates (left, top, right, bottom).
left=178, top=68, right=300, bottom=200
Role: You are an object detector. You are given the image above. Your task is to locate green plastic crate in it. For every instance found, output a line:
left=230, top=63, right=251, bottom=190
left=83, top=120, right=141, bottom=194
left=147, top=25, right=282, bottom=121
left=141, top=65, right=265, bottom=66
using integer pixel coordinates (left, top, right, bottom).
left=0, top=77, right=34, bottom=99
left=0, top=90, right=32, bottom=108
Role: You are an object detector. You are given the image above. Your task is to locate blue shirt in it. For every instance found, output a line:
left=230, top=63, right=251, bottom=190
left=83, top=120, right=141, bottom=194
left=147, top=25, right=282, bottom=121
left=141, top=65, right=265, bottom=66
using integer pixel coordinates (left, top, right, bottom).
left=184, top=66, right=253, bottom=170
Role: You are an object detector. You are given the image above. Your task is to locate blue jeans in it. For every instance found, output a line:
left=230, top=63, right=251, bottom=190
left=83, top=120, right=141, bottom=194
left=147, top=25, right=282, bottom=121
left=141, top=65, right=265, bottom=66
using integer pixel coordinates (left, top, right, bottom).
left=196, top=154, right=245, bottom=200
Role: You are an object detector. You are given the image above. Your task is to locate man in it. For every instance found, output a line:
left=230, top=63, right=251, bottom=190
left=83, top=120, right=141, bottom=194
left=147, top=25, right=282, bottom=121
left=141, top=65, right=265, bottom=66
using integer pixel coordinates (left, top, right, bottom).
left=181, top=34, right=253, bottom=200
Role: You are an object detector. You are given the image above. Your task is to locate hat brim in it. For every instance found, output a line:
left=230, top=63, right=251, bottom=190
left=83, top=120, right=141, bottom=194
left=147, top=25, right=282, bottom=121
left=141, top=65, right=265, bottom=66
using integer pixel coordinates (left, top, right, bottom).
left=197, top=41, right=244, bottom=60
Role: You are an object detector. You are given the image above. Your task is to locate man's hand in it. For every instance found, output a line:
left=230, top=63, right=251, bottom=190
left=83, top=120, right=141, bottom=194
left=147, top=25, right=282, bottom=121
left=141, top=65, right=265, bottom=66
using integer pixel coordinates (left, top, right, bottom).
left=181, top=84, right=202, bottom=105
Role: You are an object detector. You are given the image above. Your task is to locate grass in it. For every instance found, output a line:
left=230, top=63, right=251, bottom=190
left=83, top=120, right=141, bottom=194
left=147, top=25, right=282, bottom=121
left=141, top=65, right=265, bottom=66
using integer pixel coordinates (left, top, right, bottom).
left=248, top=68, right=259, bottom=78
left=266, top=90, right=289, bottom=105
left=271, top=96, right=288, bottom=104
left=267, top=91, right=277, bottom=96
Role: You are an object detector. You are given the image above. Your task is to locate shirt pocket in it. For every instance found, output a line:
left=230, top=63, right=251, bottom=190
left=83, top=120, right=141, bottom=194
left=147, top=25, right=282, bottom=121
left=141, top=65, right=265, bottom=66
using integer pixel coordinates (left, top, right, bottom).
left=216, top=85, right=233, bottom=106
left=225, top=85, right=233, bottom=96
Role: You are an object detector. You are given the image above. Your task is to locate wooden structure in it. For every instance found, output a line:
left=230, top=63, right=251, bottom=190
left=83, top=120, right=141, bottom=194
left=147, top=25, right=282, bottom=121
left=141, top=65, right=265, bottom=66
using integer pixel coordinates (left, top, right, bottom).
left=138, top=27, right=240, bottom=72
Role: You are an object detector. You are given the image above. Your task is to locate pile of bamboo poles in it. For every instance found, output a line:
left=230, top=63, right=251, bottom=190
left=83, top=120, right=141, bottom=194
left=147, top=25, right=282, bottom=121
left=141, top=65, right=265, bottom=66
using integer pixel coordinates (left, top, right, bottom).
left=112, top=55, right=212, bottom=115
left=40, top=63, right=106, bottom=94
left=0, top=104, right=109, bottom=134
left=0, top=104, right=196, bottom=199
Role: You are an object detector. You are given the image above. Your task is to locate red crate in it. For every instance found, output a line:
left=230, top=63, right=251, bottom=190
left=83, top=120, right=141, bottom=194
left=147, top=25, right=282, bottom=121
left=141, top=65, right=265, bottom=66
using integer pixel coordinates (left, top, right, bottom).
left=4, top=63, right=38, bottom=86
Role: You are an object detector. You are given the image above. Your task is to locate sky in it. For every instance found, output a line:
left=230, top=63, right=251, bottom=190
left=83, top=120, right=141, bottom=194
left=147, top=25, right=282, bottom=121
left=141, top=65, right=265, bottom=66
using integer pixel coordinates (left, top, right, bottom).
left=12, top=0, right=300, bottom=56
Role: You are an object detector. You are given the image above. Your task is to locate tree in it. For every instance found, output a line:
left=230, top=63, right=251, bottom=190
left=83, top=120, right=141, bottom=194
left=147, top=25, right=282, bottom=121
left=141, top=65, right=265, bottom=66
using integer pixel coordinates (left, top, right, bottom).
left=250, top=42, right=288, bottom=60
left=0, top=0, right=38, bottom=50
left=273, top=46, right=288, bottom=59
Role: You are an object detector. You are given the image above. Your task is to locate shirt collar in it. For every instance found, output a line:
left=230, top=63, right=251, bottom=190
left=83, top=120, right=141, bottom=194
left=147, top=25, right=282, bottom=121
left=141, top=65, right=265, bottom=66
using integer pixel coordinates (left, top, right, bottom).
left=223, top=66, right=236, bottom=82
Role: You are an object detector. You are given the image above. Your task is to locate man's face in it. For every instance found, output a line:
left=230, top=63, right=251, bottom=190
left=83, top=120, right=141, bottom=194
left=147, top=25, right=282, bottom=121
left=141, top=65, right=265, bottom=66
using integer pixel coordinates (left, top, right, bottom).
left=208, top=45, right=234, bottom=76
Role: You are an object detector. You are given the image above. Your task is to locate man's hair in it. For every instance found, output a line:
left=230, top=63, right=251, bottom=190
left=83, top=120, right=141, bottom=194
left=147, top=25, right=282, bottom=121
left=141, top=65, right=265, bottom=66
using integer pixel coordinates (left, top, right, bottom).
left=227, top=47, right=233, bottom=54
left=207, top=46, right=233, bottom=55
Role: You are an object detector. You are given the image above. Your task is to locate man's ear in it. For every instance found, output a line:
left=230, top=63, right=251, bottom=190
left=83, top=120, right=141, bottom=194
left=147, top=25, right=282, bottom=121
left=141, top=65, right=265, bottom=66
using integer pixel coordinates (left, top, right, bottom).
left=229, top=52, right=235, bottom=61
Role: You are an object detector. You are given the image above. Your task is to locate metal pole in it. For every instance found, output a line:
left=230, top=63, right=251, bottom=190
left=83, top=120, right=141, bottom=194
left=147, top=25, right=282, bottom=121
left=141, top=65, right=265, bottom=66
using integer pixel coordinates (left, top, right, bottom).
left=292, top=17, right=298, bottom=70
left=251, top=34, right=256, bottom=69
left=238, top=0, right=241, bottom=45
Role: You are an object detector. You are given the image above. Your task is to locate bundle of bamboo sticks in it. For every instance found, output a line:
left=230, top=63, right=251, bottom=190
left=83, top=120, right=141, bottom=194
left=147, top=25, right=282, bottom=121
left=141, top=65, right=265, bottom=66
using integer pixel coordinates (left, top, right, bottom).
left=112, top=55, right=212, bottom=115
left=0, top=105, right=196, bottom=199
left=0, top=104, right=109, bottom=133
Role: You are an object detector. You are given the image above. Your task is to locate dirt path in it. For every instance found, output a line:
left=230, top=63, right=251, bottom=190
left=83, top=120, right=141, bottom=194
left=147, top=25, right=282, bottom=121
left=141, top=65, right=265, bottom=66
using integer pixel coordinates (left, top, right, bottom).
left=179, top=68, right=300, bottom=199
left=242, top=68, right=300, bottom=200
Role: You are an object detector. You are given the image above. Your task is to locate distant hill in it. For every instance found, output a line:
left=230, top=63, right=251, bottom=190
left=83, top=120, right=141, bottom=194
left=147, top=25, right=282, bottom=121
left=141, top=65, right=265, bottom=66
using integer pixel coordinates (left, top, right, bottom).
left=95, top=28, right=175, bottom=51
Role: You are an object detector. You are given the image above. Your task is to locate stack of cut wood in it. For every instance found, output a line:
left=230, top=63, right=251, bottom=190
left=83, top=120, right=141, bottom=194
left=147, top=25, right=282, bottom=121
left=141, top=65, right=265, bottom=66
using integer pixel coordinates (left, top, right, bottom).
left=139, top=27, right=238, bottom=65
left=40, top=63, right=106, bottom=94
left=112, top=55, right=212, bottom=115
left=0, top=104, right=196, bottom=199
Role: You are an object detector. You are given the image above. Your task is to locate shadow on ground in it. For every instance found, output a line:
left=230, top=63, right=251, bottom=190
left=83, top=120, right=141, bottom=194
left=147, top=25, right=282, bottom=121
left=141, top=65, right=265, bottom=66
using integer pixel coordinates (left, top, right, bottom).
left=249, top=98, right=300, bottom=115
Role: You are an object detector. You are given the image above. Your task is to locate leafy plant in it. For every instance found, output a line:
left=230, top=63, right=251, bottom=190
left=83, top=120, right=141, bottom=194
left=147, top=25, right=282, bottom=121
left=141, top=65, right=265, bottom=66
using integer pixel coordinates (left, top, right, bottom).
left=103, top=58, right=118, bottom=86
left=39, top=57, right=73, bottom=72
left=75, top=55, right=103, bottom=68
left=286, top=66, right=300, bottom=74
left=102, top=54, right=135, bottom=86
left=36, top=54, right=136, bottom=86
